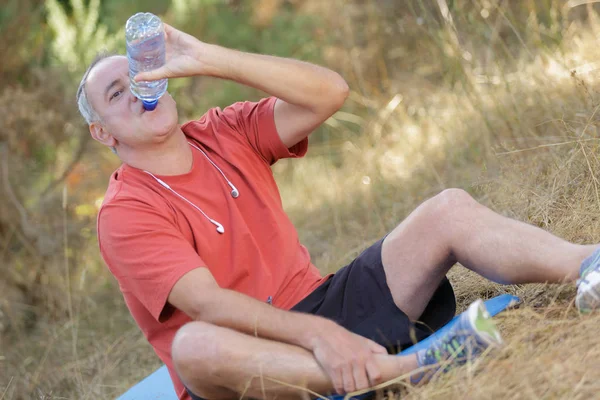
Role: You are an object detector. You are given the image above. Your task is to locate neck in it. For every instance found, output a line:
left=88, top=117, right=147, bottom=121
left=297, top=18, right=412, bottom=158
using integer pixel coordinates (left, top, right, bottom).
left=119, top=127, right=193, bottom=175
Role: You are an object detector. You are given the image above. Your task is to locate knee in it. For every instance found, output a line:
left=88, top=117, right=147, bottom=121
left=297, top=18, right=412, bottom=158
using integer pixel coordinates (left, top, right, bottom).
left=172, top=321, right=224, bottom=383
left=426, top=188, right=477, bottom=221
left=435, top=188, right=474, bottom=206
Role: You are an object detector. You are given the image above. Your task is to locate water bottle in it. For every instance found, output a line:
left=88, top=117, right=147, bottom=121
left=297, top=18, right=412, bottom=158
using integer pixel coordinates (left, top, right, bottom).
left=125, top=12, right=168, bottom=111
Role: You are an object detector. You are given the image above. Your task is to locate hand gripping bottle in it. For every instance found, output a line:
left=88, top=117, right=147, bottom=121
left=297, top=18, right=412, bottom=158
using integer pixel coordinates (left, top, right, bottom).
left=125, top=12, right=168, bottom=111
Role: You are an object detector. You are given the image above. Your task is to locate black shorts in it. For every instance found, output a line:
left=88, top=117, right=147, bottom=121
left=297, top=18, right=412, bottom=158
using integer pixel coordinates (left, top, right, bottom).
left=187, top=237, right=456, bottom=399
left=290, top=236, right=456, bottom=352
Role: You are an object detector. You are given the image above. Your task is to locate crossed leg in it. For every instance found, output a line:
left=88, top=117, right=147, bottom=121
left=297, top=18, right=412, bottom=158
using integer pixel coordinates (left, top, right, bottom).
left=172, top=321, right=418, bottom=399
left=382, top=188, right=596, bottom=320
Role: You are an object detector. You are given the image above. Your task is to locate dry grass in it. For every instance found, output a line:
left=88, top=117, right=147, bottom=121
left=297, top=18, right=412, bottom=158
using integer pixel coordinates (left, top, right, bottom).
left=273, top=2, right=600, bottom=398
left=399, top=304, right=600, bottom=399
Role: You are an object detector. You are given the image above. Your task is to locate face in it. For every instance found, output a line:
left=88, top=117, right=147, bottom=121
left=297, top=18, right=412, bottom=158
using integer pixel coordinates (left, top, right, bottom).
left=85, top=56, right=179, bottom=151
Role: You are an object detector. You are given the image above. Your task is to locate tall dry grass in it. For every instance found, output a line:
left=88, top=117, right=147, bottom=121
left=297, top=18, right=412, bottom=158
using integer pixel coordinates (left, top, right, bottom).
left=3, top=1, right=600, bottom=399
left=276, top=1, right=600, bottom=398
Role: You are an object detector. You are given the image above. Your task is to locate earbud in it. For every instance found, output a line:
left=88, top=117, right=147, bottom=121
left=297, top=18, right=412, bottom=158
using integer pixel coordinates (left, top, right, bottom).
left=210, top=218, right=224, bottom=234
left=188, top=141, right=241, bottom=200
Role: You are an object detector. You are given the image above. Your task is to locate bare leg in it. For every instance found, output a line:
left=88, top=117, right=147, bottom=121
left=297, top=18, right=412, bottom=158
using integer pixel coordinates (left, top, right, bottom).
left=172, top=321, right=418, bottom=400
left=382, top=188, right=597, bottom=320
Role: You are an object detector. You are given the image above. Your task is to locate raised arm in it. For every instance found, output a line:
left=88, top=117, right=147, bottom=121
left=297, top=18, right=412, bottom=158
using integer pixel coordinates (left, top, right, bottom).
left=135, top=23, right=349, bottom=148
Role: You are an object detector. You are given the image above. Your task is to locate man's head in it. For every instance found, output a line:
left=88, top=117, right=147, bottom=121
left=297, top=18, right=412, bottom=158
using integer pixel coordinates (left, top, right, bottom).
left=77, top=53, right=179, bottom=154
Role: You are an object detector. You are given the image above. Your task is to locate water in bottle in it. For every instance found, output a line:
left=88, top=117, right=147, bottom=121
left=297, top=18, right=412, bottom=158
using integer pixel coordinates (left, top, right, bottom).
left=125, top=12, right=168, bottom=111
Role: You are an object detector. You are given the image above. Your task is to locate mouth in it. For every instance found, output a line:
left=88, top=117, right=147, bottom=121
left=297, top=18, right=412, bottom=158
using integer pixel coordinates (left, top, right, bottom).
left=140, top=102, right=159, bottom=115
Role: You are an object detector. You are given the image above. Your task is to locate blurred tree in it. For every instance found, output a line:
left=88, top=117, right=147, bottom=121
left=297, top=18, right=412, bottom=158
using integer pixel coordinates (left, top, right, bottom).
left=0, top=0, right=46, bottom=82
left=46, top=0, right=124, bottom=74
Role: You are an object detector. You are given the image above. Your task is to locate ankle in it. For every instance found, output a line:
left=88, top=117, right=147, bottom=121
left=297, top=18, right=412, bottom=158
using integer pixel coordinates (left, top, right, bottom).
left=411, top=350, right=435, bottom=384
left=379, top=353, right=418, bottom=381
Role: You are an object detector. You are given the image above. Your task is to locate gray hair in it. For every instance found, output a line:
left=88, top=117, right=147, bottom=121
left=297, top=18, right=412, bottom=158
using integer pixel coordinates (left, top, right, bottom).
left=76, top=51, right=117, bottom=124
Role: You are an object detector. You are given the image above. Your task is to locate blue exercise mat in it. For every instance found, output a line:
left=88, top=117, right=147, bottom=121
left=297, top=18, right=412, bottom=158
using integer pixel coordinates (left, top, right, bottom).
left=116, top=294, right=520, bottom=400
left=116, top=365, right=177, bottom=400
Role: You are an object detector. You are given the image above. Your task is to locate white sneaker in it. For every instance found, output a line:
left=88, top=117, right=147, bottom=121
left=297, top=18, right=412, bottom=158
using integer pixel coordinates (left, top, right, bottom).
left=576, top=248, right=600, bottom=313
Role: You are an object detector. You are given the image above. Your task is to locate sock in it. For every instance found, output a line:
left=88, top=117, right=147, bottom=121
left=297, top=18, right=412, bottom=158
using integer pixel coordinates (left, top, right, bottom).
left=416, top=348, right=428, bottom=368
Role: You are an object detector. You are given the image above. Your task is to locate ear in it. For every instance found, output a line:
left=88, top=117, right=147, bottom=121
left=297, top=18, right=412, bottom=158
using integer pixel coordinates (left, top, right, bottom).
left=89, top=121, right=117, bottom=148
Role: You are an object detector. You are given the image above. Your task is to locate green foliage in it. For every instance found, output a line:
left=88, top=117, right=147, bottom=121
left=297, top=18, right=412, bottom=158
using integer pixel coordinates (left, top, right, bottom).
left=162, top=1, right=322, bottom=113
left=100, top=0, right=170, bottom=32
left=46, top=0, right=124, bottom=73
left=193, top=4, right=320, bottom=60
left=0, top=0, right=46, bottom=82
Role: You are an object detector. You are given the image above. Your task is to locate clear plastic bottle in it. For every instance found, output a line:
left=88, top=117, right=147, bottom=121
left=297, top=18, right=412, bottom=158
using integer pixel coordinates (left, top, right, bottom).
left=125, top=12, right=168, bottom=111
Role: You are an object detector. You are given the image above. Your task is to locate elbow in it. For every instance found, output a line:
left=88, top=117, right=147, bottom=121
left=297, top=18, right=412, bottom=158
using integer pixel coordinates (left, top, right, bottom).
left=326, top=74, right=349, bottom=112
left=334, top=75, right=350, bottom=107
left=188, top=288, right=220, bottom=321
left=188, top=302, right=205, bottom=321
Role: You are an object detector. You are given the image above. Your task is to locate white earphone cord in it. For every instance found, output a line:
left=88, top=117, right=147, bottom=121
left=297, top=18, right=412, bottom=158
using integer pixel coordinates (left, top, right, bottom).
left=143, top=142, right=239, bottom=234
left=188, top=142, right=239, bottom=198
left=143, top=171, right=225, bottom=234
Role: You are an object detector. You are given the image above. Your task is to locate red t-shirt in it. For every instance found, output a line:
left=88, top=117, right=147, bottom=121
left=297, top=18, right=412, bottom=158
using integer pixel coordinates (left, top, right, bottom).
left=98, top=97, right=328, bottom=400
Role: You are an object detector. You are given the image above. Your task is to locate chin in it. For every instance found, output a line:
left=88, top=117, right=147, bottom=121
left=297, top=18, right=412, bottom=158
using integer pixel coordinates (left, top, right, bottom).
left=145, top=111, right=178, bottom=138
left=149, top=124, right=177, bottom=141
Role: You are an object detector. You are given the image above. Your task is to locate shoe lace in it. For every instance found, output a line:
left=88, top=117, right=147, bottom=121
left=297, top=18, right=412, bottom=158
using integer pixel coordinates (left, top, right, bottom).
left=424, top=331, right=479, bottom=364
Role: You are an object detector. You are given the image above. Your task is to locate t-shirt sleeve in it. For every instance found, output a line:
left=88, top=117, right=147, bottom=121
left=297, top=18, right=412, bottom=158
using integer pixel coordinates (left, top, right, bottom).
left=219, top=96, right=308, bottom=165
left=98, top=198, right=205, bottom=322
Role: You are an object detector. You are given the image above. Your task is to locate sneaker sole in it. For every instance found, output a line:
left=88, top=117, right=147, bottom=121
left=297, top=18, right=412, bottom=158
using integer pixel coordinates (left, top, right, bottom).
left=467, top=299, right=503, bottom=346
left=577, top=268, right=600, bottom=313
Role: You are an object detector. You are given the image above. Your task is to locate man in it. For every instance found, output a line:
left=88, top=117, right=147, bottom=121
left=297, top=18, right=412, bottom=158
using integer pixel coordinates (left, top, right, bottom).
left=78, top=23, right=600, bottom=400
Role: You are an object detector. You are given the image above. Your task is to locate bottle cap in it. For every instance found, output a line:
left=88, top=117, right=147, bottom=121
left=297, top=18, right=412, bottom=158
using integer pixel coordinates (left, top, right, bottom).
left=142, top=99, right=158, bottom=111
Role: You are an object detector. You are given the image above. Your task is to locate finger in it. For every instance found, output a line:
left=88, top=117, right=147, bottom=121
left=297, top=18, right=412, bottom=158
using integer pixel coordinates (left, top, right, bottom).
left=365, top=359, right=383, bottom=386
left=162, top=22, right=175, bottom=36
left=134, top=67, right=171, bottom=82
left=352, top=359, right=370, bottom=391
left=332, top=370, right=345, bottom=395
left=368, top=340, right=388, bottom=354
left=342, top=365, right=356, bottom=394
